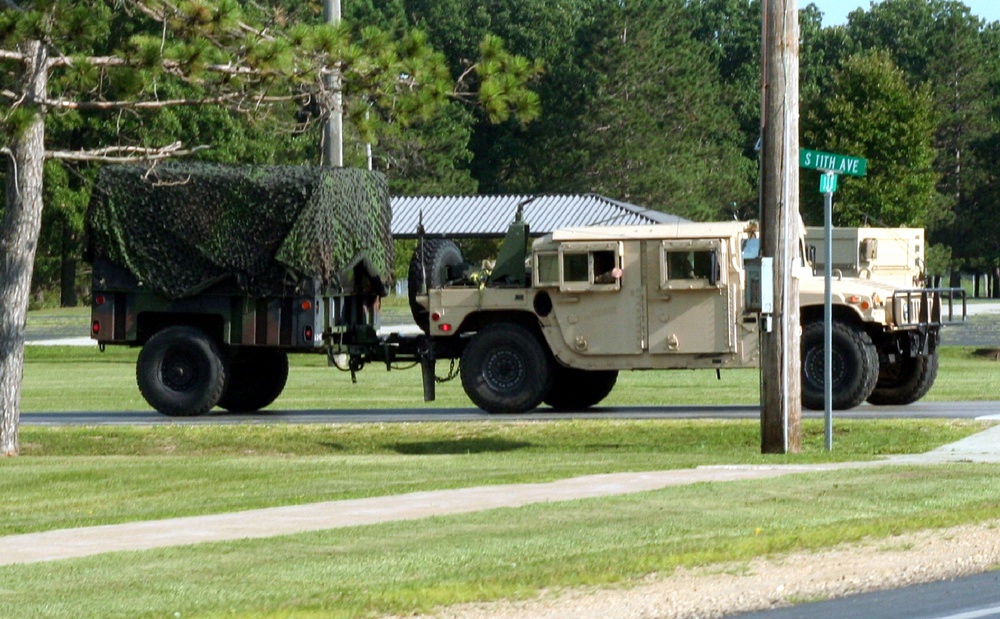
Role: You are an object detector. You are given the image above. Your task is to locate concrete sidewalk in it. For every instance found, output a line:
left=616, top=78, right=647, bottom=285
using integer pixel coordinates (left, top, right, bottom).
left=3, top=425, right=999, bottom=566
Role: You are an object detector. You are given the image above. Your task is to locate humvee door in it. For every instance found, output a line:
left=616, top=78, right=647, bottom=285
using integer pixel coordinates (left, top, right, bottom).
left=647, top=239, right=735, bottom=354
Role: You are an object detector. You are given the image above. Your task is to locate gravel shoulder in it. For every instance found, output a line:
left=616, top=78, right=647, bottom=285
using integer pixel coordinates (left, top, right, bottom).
left=391, top=520, right=1000, bottom=619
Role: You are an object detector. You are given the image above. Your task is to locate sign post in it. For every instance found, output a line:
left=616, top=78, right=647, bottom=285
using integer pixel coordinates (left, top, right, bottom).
left=800, top=149, right=868, bottom=450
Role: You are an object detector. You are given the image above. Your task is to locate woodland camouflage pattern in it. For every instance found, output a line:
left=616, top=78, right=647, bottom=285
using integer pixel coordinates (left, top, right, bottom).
left=86, top=163, right=393, bottom=299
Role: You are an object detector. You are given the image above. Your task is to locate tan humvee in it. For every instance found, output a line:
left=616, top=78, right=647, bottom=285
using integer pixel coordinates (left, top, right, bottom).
left=412, top=214, right=963, bottom=414
left=805, top=226, right=925, bottom=288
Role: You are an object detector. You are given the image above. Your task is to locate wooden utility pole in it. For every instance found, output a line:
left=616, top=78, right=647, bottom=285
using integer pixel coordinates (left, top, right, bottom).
left=759, top=0, right=801, bottom=453
left=323, top=0, right=343, bottom=167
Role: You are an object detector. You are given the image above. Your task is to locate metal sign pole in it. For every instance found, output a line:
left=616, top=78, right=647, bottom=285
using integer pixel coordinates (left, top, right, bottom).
left=823, top=172, right=835, bottom=451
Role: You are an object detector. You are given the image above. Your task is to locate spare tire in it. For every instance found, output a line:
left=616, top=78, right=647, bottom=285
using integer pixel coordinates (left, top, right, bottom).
left=407, top=239, right=464, bottom=332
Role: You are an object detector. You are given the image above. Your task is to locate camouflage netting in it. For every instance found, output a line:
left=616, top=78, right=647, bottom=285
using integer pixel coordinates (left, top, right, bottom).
left=86, top=162, right=393, bottom=299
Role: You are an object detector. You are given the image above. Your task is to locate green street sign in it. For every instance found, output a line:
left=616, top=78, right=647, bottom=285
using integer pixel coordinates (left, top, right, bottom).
left=800, top=149, right=867, bottom=177
left=819, top=173, right=838, bottom=193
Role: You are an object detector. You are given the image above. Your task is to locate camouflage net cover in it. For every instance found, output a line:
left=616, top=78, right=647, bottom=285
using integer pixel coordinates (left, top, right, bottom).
left=86, top=162, right=393, bottom=299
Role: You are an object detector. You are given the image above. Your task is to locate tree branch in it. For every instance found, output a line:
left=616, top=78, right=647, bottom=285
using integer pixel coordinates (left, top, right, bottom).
left=0, top=50, right=25, bottom=63
left=40, top=92, right=304, bottom=111
left=43, top=141, right=211, bottom=162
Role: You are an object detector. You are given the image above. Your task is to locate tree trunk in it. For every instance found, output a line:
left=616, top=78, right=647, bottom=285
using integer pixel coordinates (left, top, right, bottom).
left=1, top=40, right=47, bottom=457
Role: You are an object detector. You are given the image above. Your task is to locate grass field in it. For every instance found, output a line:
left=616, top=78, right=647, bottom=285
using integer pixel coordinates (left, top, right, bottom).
left=18, top=344, right=1000, bottom=412
left=9, top=307, right=1000, bottom=618
left=2, top=420, right=1000, bottom=619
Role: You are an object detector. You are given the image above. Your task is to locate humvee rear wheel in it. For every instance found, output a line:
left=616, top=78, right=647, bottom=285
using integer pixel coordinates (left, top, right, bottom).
left=866, top=350, right=939, bottom=406
left=544, top=366, right=618, bottom=411
left=218, top=347, right=289, bottom=412
left=137, top=326, right=226, bottom=416
left=461, top=323, right=553, bottom=414
left=408, top=239, right=464, bottom=333
left=800, top=320, right=878, bottom=410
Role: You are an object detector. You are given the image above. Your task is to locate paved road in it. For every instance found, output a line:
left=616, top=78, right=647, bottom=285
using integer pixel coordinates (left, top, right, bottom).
left=19, top=400, right=1000, bottom=425
left=731, top=571, right=1000, bottom=619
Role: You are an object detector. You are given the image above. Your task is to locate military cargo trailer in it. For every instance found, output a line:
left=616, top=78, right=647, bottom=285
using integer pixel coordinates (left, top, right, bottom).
left=87, top=163, right=433, bottom=416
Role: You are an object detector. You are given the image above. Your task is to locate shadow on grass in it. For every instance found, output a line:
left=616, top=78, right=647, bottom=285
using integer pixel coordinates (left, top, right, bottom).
left=389, top=438, right=533, bottom=455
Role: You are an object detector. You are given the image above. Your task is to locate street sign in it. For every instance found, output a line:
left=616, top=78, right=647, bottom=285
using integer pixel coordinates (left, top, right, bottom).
left=800, top=149, right=867, bottom=177
left=819, top=173, right=838, bottom=193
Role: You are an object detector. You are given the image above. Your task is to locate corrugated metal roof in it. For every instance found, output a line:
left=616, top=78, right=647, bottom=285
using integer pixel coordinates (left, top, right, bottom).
left=391, top=194, right=687, bottom=238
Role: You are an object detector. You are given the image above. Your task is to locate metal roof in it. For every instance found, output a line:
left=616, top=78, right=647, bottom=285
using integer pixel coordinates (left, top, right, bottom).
left=390, top=194, right=687, bottom=238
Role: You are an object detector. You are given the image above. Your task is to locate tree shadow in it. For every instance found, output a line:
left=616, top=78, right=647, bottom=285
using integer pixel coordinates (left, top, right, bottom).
left=388, top=438, right=532, bottom=455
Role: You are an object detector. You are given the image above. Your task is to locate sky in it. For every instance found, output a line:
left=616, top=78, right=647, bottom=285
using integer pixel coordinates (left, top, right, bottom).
left=808, top=0, right=1000, bottom=26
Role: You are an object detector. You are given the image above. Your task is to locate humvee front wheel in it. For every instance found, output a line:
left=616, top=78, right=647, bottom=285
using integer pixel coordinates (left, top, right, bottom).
left=866, top=350, right=939, bottom=406
left=544, top=366, right=618, bottom=411
left=137, top=326, right=226, bottom=416
left=461, top=323, right=553, bottom=414
left=218, top=347, right=289, bottom=412
left=801, top=320, right=878, bottom=410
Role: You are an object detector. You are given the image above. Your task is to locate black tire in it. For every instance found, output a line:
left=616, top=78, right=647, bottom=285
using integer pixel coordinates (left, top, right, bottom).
left=408, top=239, right=464, bottom=333
left=137, top=326, right=226, bottom=416
left=801, top=320, right=879, bottom=410
left=866, top=350, right=939, bottom=406
left=544, top=366, right=618, bottom=411
left=217, top=347, right=289, bottom=412
left=460, top=323, right=553, bottom=414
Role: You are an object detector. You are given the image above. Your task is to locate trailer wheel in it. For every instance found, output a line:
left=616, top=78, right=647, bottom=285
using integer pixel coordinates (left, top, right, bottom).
left=408, top=239, right=464, bottom=333
left=137, top=326, right=226, bottom=416
left=866, top=350, right=939, bottom=406
left=544, top=366, right=618, bottom=411
left=801, top=320, right=878, bottom=410
left=217, top=348, right=289, bottom=412
left=461, top=323, right=552, bottom=414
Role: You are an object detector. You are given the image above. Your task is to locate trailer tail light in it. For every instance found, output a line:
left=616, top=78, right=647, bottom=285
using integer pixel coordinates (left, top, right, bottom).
left=92, top=321, right=101, bottom=335
left=438, top=323, right=452, bottom=332
left=94, top=294, right=105, bottom=306
left=303, top=326, right=314, bottom=342
left=300, top=300, right=312, bottom=311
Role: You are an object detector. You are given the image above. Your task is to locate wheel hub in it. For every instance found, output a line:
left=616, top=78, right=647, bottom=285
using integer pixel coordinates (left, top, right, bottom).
left=483, top=349, right=525, bottom=392
left=162, top=353, right=197, bottom=391
left=804, top=348, right=846, bottom=386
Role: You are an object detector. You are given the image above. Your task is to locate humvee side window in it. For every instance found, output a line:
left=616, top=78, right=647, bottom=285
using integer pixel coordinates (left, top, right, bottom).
left=660, top=240, right=724, bottom=289
left=534, top=242, right=622, bottom=291
left=535, top=252, right=560, bottom=285
left=563, top=253, right=589, bottom=283
left=666, top=251, right=714, bottom=280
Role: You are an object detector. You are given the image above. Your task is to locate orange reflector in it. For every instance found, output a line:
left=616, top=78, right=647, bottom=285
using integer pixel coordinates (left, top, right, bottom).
left=860, top=301, right=871, bottom=310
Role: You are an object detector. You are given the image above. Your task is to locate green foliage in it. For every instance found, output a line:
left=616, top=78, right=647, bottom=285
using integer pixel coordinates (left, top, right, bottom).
left=575, top=0, right=753, bottom=220
left=801, top=51, right=940, bottom=228
left=86, top=163, right=393, bottom=298
left=842, top=0, right=996, bottom=260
